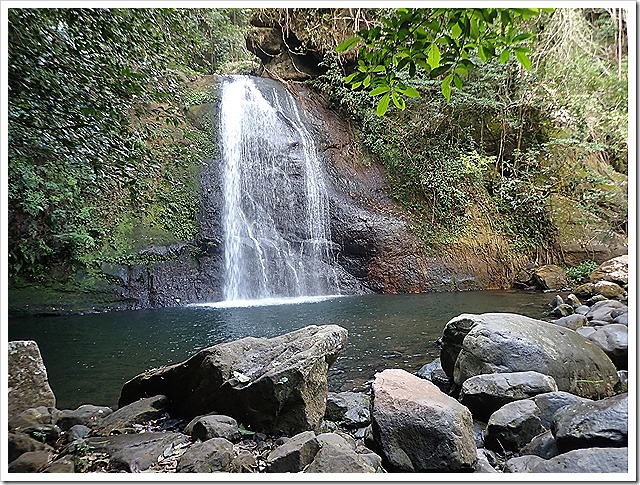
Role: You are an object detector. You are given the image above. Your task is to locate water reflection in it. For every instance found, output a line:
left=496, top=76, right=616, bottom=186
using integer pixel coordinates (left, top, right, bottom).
left=8, top=291, right=554, bottom=409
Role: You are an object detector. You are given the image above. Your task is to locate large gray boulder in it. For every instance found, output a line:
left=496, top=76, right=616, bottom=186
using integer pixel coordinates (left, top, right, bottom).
left=371, top=369, right=476, bottom=472
left=585, top=300, right=627, bottom=324
left=305, top=435, right=376, bottom=473
left=529, top=447, right=628, bottom=473
left=459, top=371, right=557, bottom=421
left=440, top=313, right=619, bottom=399
left=552, top=393, right=628, bottom=452
left=8, top=341, right=56, bottom=416
left=119, top=325, right=348, bottom=435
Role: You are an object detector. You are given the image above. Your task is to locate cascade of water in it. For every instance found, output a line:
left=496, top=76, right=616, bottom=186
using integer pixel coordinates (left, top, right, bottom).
left=218, top=76, right=340, bottom=301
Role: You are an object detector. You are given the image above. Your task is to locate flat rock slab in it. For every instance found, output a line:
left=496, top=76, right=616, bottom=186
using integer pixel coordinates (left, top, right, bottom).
left=55, top=404, right=113, bottom=431
left=8, top=341, right=56, bottom=416
left=552, top=392, right=627, bottom=452
left=119, top=325, right=348, bottom=435
left=529, top=447, right=628, bottom=473
left=459, top=371, right=557, bottom=421
left=85, top=432, right=190, bottom=472
left=440, top=313, right=619, bottom=400
left=371, top=369, right=476, bottom=472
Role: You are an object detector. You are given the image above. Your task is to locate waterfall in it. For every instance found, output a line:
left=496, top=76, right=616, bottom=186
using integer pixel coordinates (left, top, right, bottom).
left=218, top=76, right=340, bottom=302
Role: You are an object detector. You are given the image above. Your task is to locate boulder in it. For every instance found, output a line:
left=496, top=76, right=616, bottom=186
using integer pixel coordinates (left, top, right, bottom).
left=529, top=447, right=628, bottom=473
left=574, top=283, right=595, bottom=297
left=416, top=357, right=451, bottom=393
left=531, top=265, right=568, bottom=290
left=485, top=400, right=545, bottom=452
left=325, top=392, right=370, bottom=428
left=85, top=432, right=190, bottom=472
left=8, top=432, right=52, bottom=463
left=176, top=437, right=236, bottom=473
left=614, top=312, right=628, bottom=325
left=305, top=439, right=375, bottom=473
left=7, top=450, right=52, bottom=473
left=589, top=255, right=628, bottom=286
left=96, top=395, right=168, bottom=435
left=593, top=280, right=626, bottom=299
left=459, top=371, right=558, bottom=421
left=41, top=455, right=75, bottom=473
left=8, top=341, right=56, bottom=416
left=586, top=294, right=608, bottom=306
left=8, top=406, right=56, bottom=431
left=20, top=424, right=61, bottom=446
left=575, top=305, right=590, bottom=315
left=548, top=304, right=574, bottom=318
left=474, top=449, right=499, bottom=473
left=185, top=414, right=241, bottom=442
left=566, top=293, right=581, bottom=308
left=371, top=369, right=476, bottom=472
left=551, top=314, right=588, bottom=330
left=520, top=430, right=559, bottom=459
left=505, top=455, right=546, bottom=473
left=119, top=325, right=348, bottom=435
left=552, top=393, right=628, bottom=452
left=587, top=324, right=628, bottom=369
left=439, top=313, right=619, bottom=400
left=55, top=404, right=113, bottom=431
left=531, top=391, right=592, bottom=429
left=585, top=300, right=627, bottom=324
left=575, top=326, right=597, bottom=338
left=267, top=430, right=320, bottom=473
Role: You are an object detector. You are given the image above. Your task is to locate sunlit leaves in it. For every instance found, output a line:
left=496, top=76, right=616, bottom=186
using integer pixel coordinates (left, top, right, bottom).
left=336, top=8, right=551, bottom=111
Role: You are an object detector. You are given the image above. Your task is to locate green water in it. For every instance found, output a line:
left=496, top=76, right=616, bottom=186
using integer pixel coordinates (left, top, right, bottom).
left=8, top=291, right=556, bottom=410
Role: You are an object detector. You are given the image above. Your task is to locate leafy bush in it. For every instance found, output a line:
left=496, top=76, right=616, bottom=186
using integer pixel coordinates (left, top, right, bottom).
left=566, top=260, right=599, bottom=285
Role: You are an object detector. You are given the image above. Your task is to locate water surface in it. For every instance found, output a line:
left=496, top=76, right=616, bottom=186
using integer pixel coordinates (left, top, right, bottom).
left=8, top=291, right=555, bottom=409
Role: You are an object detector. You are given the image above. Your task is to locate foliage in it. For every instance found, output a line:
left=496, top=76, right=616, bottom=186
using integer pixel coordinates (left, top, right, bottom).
left=336, top=8, right=551, bottom=112
left=7, top=8, right=243, bottom=278
left=565, top=260, right=599, bottom=286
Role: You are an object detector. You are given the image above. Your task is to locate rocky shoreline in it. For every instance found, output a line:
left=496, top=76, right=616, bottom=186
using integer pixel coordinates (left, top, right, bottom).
left=7, top=256, right=629, bottom=474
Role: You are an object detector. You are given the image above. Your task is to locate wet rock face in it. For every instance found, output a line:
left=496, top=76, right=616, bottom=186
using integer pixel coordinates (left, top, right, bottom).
left=118, top=325, right=348, bottom=435
left=439, top=313, right=619, bottom=399
left=8, top=341, right=56, bottom=416
left=371, top=369, right=477, bottom=472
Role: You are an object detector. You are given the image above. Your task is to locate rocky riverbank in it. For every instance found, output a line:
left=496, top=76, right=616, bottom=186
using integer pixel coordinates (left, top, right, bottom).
left=7, top=257, right=629, bottom=474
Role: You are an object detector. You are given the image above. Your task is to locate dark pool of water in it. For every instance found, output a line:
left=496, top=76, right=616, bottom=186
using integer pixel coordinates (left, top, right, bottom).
left=8, top=290, right=556, bottom=410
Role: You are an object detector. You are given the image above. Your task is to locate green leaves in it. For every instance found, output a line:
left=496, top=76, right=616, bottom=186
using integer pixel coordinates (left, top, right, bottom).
left=338, top=8, right=550, bottom=108
left=427, top=42, right=441, bottom=70
left=377, top=92, right=390, bottom=116
left=336, top=36, right=359, bottom=53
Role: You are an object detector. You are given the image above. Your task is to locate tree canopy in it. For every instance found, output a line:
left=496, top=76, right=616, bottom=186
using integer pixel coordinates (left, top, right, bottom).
left=336, top=8, right=553, bottom=113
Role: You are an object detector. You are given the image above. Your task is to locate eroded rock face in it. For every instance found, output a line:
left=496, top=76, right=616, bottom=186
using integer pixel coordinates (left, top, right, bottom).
left=371, top=369, right=476, bottom=472
left=8, top=341, right=56, bottom=416
left=119, top=325, right=348, bottom=435
left=440, top=313, right=619, bottom=399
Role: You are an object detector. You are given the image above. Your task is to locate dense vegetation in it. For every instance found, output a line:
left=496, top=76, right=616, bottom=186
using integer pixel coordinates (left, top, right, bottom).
left=8, top=8, right=252, bottom=280
left=7, top=7, right=628, bottom=291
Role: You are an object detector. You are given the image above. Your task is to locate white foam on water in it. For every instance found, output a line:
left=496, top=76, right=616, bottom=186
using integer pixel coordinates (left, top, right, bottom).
left=190, top=294, right=344, bottom=309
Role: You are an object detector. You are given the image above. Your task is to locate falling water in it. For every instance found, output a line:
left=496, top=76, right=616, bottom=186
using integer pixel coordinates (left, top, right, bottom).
left=219, top=76, right=340, bottom=302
